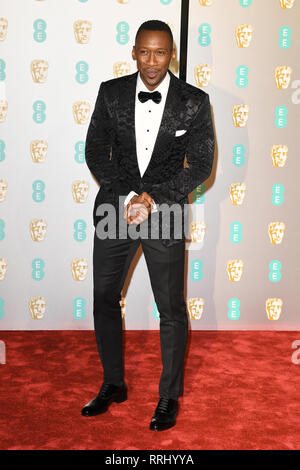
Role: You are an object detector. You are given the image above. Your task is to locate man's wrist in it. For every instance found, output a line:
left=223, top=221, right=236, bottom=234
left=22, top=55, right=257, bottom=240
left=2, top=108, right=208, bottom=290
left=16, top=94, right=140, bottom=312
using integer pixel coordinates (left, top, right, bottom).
left=124, top=191, right=138, bottom=206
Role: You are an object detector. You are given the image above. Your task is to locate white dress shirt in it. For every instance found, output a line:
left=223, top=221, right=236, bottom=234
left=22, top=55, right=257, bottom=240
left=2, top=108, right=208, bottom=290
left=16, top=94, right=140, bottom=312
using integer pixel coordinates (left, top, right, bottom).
left=123, top=71, right=171, bottom=213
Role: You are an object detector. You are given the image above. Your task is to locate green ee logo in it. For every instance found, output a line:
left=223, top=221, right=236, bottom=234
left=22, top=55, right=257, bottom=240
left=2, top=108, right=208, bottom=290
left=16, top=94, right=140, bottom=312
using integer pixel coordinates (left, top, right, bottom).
left=75, top=141, right=85, bottom=163
left=192, top=183, right=205, bottom=204
left=272, top=184, right=284, bottom=206
left=230, top=222, right=242, bottom=244
left=269, top=260, right=282, bottom=283
left=190, top=259, right=203, bottom=281
left=33, top=100, right=46, bottom=123
left=32, top=258, right=45, bottom=281
left=33, top=19, right=47, bottom=43
left=75, top=61, right=89, bottom=84
left=32, top=180, right=45, bottom=202
left=73, top=298, right=86, bottom=320
left=116, top=22, right=129, bottom=45
left=0, top=140, right=5, bottom=162
left=275, top=106, right=287, bottom=128
left=233, top=144, right=245, bottom=166
left=227, top=298, right=240, bottom=320
left=236, top=65, right=248, bottom=88
left=198, top=23, right=211, bottom=47
left=74, top=219, right=87, bottom=242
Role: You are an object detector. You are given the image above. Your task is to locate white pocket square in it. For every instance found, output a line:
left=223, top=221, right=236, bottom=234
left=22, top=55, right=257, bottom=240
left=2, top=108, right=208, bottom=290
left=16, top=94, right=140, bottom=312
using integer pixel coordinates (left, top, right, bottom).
left=175, top=129, right=187, bottom=137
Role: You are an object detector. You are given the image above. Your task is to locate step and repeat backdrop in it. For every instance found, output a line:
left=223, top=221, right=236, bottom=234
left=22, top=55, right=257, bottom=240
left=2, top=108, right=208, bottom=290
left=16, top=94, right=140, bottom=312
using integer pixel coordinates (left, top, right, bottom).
left=0, top=0, right=299, bottom=330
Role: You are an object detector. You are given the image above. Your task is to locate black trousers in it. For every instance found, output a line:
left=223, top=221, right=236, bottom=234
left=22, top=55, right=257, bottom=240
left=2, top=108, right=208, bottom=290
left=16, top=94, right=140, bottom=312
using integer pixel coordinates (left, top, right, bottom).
left=92, top=231, right=188, bottom=400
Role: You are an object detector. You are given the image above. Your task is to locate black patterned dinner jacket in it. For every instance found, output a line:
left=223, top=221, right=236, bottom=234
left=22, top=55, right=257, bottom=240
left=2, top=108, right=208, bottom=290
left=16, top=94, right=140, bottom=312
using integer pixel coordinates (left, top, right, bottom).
left=85, top=69, right=215, bottom=247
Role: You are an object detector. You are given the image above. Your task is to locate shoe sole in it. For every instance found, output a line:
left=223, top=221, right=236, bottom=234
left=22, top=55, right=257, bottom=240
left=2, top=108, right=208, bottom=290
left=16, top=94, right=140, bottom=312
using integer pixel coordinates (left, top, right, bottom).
left=81, top=390, right=127, bottom=417
left=149, top=420, right=176, bottom=431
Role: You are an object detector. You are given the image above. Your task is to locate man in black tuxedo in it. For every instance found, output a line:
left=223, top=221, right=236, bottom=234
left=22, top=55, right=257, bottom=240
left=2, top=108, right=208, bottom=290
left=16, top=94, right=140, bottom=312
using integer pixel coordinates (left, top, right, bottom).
left=82, top=20, right=215, bottom=431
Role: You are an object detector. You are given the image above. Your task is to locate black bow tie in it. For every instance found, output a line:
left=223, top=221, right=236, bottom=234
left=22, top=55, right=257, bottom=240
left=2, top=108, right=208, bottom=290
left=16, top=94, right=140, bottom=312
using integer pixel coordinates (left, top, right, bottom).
left=138, top=91, right=162, bottom=104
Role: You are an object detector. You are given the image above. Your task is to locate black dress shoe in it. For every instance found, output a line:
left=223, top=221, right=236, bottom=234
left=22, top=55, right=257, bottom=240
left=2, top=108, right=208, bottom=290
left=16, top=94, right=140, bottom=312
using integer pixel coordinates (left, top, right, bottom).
left=150, top=397, right=178, bottom=431
left=81, top=383, right=127, bottom=417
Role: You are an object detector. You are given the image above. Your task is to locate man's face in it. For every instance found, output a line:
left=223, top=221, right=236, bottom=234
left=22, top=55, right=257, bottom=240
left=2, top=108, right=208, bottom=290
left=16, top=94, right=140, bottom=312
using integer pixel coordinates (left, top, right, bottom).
left=132, top=29, right=175, bottom=91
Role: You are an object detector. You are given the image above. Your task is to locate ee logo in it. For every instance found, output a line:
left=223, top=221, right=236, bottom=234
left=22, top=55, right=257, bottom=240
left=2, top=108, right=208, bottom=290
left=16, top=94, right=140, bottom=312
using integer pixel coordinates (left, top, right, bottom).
left=272, top=184, right=284, bottom=206
left=279, top=26, right=291, bottom=49
left=192, top=184, right=205, bottom=204
left=75, top=61, right=89, bottom=84
left=33, top=101, right=46, bottom=123
left=269, top=260, right=282, bottom=283
left=275, top=106, right=287, bottom=128
left=116, top=21, right=129, bottom=45
left=198, top=23, right=211, bottom=47
left=233, top=144, right=245, bottom=166
left=74, top=219, right=87, bottom=242
left=0, top=219, right=5, bottom=241
left=0, top=140, right=5, bottom=162
left=230, top=222, right=242, bottom=244
left=227, top=298, right=240, bottom=320
left=0, top=59, right=6, bottom=81
left=73, top=297, right=86, bottom=320
left=32, top=180, right=45, bottom=202
left=191, top=259, right=203, bottom=281
left=75, top=141, right=85, bottom=163
left=33, top=19, right=47, bottom=43
left=236, top=66, right=248, bottom=88
left=152, top=300, right=160, bottom=319
left=32, top=258, right=45, bottom=281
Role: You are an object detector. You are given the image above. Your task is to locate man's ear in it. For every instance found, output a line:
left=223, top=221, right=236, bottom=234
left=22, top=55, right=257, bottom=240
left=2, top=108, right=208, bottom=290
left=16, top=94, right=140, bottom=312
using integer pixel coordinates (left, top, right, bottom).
left=132, top=46, right=136, bottom=61
left=171, top=47, right=176, bottom=60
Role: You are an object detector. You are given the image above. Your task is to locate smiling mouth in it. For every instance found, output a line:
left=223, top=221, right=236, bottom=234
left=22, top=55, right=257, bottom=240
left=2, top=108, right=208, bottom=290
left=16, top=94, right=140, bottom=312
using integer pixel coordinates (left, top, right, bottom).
left=145, top=69, right=159, bottom=78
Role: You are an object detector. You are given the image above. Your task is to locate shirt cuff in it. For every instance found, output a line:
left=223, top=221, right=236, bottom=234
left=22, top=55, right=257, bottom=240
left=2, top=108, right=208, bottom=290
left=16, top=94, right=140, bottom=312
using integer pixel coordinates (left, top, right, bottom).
left=124, top=191, right=158, bottom=213
left=124, top=191, right=138, bottom=206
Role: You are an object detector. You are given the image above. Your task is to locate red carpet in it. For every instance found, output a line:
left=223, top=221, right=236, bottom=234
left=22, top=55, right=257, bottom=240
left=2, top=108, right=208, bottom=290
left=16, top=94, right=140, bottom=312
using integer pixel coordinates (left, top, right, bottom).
left=0, top=330, right=299, bottom=450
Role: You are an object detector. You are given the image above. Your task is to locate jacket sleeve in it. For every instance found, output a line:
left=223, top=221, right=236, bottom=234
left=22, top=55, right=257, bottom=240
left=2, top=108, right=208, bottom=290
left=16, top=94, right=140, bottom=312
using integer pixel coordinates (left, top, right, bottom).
left=147, top=93, right=215, bottom=206
left=85, top=82, right=130, bottom=198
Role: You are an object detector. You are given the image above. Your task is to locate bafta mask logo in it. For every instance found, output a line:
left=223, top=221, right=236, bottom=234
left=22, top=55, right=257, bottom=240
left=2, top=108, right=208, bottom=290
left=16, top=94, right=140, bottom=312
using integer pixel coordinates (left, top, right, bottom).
left=274, top=66, right=292, bottom=89
left=30, top=219, right=47, bottom=242
left=72, top=180, right=89, bottom=203
left=29, top=297, right=46, bottom=320
left=71, top=258, right=88, bottom=281
left=0, top=179, right=8, bottom=202
left=31, top=59, right=49, bottom=83
left=117, top=0, right=130, bottom=3
left=226, top=259, right=244, bottom=282
left=235, top=24, right=253, bottom=48
left=113, top=61, right=131, bottom=78
left=194, top=64, right=212, bottom=87
left=190, top=221, right=207, bottom=243
left=187, top=297, right=205, bottom=320
left=0, top=100, right=8, bottom=123
left=74, top=20, right=92, bottom=44
left=0, top=257, right=7, bottom=281
left=279, top=0, right=295, bottom=8
left=198, top=0, right=213, bottom=5
left=0, top=18, right=8, bottom=42
left=229, top=183, right=246, bottom=205
left=268, top=222, right=285, bottom=245
left=30, top=140, right=48, bottom=163
left=266, top=298, right=283, bottom=320
left=232, top=104, right=249, bottom=127
left=73, top=101, right=90, bottom=124
left=271, top=145, right=288, bottom=168
left=120, top=297, right=126, bottom=319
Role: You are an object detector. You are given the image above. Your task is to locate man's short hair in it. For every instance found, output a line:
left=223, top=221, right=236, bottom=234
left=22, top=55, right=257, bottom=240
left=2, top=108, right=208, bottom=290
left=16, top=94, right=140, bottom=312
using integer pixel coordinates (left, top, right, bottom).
left=135, top=20, right=173, bottom=49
